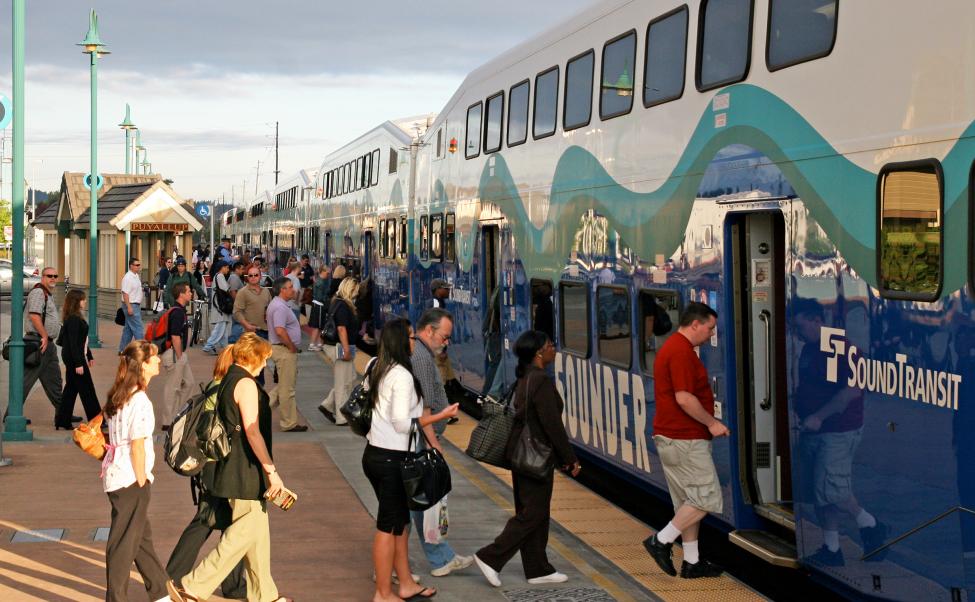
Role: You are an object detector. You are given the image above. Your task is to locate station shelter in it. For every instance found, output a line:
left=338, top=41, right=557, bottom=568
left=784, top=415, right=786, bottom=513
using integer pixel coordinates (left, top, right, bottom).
left=33, top=172, right=203, bottom=316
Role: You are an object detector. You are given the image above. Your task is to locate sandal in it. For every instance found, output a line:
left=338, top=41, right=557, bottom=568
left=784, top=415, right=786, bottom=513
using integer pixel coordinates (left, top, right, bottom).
left=401, top=586, right=436, bottom=601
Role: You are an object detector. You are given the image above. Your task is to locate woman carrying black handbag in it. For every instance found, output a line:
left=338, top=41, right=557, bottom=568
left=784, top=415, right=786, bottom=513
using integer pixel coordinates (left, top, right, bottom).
left=361, top=318, right=458, bottom=602
left=474, top=330, right=581, bottom=588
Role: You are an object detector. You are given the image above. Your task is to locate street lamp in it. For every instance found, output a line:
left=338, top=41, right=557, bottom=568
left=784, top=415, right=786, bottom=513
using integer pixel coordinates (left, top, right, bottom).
left=79, top=9, right=109, bottom=348
left=119, top=104, right=135, bottom=174
left=135, top=129, right=145, bottom=174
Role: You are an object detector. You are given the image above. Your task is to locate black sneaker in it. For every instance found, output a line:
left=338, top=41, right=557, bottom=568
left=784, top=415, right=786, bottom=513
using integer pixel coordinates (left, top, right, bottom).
left=642, top=534, right=676, bottom=576
left=860, top=522, right=889, bottom=561
left=808, top=544, right=845, bottom=567
left=680, top=558, right=723, bottom=579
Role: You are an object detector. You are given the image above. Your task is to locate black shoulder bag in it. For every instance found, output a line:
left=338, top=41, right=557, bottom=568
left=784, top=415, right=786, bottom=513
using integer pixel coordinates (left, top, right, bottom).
left=321, top=299, right=340, bottom=345
left=2, top=286, right=47, bottom=368
left=400, top=419, right=452, bottom=511
left=340, top=357, right=379, bottom=436
left=509, top=374, right=555, bottom=480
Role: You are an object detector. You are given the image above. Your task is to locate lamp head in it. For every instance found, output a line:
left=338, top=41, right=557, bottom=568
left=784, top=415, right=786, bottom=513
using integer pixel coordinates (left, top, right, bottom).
left=78, top=10, right=109, bottom=55
left=119, top=103, right=136, bottom=130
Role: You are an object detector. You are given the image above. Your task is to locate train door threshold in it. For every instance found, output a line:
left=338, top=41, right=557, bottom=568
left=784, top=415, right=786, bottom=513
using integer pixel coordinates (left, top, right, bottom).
left=729, top=529, right=799, bottom=568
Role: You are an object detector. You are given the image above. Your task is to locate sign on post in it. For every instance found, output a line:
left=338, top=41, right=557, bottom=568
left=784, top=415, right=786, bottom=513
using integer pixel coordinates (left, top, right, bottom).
left=195, top=202, right=211, bottom=218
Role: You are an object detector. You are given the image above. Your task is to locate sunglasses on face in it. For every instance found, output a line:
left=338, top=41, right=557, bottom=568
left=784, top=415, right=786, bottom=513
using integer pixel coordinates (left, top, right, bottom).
left=44, top=274, right=58, bottom=279
left=247, top=273, right=260, bottom=278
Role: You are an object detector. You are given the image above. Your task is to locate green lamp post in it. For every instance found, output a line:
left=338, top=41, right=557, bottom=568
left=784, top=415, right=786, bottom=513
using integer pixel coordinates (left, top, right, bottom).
left=119, top=104, right=136, bottom=174
left=5, top=0, right=32, bottom=440
left=79, top=9, right=109, bottom=348
left=135, top=129, right=145, bottom=175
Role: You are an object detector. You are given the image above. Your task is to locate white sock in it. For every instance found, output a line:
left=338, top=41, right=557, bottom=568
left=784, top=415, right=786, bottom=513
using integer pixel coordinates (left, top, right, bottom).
left=683, top=540, right=700, bottom=564
left=657, top=522, right=681, bottom=544
left=856, top=509, right=876, bottom=529
left=824, top=530, right=840, bottom=552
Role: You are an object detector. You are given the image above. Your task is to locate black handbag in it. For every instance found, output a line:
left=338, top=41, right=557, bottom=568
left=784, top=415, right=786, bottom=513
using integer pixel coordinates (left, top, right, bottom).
left=214, top=284, right=234, bottom=315
left=2, top=332, right=43, bottom=368
left=340, top=357, right=378, bottom=437
left=465, top=384, right=516, bottom=468
left=115, top=307, right=126, bottom=326
left=509, top=376, right=555, bottom=480
left=400, top=420, right=452, bottom=511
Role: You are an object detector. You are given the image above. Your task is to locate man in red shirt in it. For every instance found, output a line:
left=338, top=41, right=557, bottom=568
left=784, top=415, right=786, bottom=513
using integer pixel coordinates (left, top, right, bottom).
left=643, top=301, right=728, bottom=579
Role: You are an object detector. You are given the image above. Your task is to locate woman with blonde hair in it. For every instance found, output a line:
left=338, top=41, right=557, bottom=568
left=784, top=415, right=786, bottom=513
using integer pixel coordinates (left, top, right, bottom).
left=55, top=289, right=99, bottom=429
left=102, top=340, right=170, bottom=602
left=168, top=333, right=294, bottom=602
left=318, top=276, right=360, bottom=425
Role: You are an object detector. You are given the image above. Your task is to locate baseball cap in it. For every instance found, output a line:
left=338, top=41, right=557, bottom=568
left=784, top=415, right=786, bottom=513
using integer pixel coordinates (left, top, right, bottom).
left=431, top=278, right=452, bottom=292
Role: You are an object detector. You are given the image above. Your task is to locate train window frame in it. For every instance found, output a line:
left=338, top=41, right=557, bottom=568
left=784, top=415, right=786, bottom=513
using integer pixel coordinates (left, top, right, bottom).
left=563, top=49, right=595, bottom=132
left=466, top=101, right=483, bottom=160
left=379, top=219, right=387, bottom=258
left=766, top=0, right=839, bottom=72
left=696, top=0, right=755, bottom=92
left=430, top=213, right=444, bottom=261
left=644, top=5, right=689, bottom=108
left=354, top=158, right=361, bottom=191
left=507, top=79, right=530, bottom=147
left=444, top=213, right=456, bottom=263
left=599, top=30, right=637, bottom=121
left=399, top=215, right=408, bottom=258
left=419, top=214, right=430, bottom=260
left=484, top=91, right=505, bottom=154
left=387, top=218, right=397, bottom=260
left=532, top=66, right=560, bottom=140
left=372, top=149, right=381, bottom=185
left=436, top=128, right=444, bottom=159
left=638, top=289, right=680, bottom=375
left=362, top=154, right=371, bottom=188
left=389, top=148, right=398, bottom=174
left=596, top=285, right=632, bottom=369
left=558, top=281, right=591, bottom=358
left=877, top=159, right=944, bottom=302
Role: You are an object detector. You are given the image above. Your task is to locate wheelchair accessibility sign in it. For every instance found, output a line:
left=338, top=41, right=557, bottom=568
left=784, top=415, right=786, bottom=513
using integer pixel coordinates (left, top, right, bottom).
left=195, top=203, right=211, bottom=218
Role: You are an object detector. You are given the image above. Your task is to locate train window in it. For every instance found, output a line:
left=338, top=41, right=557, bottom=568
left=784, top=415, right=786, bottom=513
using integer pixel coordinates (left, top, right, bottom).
left=559, top=281, right=590, bottom=357
left=466, top=102, right=482, bottom=159
left=531, top=279, right=554, bottom=340
left=508, top=80, right=529, bottom=147
left=399, top=215, right=408, bottom=257
left=389, top=148, right=398, bottom=174
left=444, top=213, right=456, bottom=262
left=697, top=0, right=754, bottom=92
left=436, top=128, right=444, bottom=158
left=430, top=213, right=444, bottom=261
left=767, top=0, right=837, bottom=71
left=372, top=150, right=381, bottom=185
left=564, top=50, right=595, bottom=131
left=324, top=231, right=331, bottom=264
left=533, top=67, right=559, bottom=139
left=387, top=218, right=397, bottom=260
left=353, top=158, right=361, bottom=191
left=362, top=154, right=371, bottom=189
left=379, top=220, right=387, bottom=258
left=644, top=6, right=688, bottom=107
left=639, top=290, right=679, bottom=374
left=878, top=161, right=943, bottom=300
left=345, top=163, right=352, bottom=194
left=597, top=286, right=631, bottom=367
left=600, top=31, right=636, bottom=120
left=484, top=92, right=504, bottom=154
left=419, top=214, right=430, bottom=260
left=344, top=234, right=355, bottom=258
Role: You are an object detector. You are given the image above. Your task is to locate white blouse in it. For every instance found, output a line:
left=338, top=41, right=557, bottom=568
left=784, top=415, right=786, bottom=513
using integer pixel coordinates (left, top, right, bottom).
left=367, top=364, right=422, bottom=451
left=102, top=390, right=156, bottom=493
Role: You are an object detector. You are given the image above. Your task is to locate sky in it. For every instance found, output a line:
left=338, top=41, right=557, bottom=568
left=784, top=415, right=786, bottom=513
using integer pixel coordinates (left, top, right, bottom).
left=0, top=0, right=594, bottom=202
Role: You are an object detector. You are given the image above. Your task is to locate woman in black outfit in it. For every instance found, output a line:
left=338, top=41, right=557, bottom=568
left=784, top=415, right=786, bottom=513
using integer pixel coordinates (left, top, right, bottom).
left=55, top=289, right=99, bottom=428
left=192, top=260, right=207, bottom=289
left=474, top=330, right=582, bottom=587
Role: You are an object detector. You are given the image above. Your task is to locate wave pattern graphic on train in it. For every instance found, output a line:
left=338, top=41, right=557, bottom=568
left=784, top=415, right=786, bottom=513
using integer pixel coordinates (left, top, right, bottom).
left=219, top=1, right=975, bottom=598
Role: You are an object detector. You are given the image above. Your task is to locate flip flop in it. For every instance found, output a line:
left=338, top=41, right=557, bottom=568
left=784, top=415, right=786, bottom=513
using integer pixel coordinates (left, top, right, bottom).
left=402, top=586, right=436, bottom=601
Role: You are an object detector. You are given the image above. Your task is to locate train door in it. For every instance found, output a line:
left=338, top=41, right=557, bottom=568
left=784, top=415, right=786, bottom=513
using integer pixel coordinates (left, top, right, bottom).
left=481, top=223, right=504, bottom=395
left=362, top=231, right=374, bottom=279
left=728, top=211, right=798, bottom=564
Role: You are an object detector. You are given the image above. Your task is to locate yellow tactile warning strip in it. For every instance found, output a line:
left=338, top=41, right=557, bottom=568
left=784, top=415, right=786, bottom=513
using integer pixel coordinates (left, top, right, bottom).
left=443, top=414, right=766, bottom=602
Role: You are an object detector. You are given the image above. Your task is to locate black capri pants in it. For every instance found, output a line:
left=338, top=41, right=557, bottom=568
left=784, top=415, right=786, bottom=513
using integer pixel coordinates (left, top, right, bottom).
left=362, top=444, right=411, bottom=535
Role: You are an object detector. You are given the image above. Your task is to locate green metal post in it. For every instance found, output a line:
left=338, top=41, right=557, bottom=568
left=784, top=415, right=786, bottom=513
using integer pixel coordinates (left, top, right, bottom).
left=124, top=128, right=131, bottom=174
left=5, top=0, right=32, bottom=440
left=87, top=49, right=101, bottom=347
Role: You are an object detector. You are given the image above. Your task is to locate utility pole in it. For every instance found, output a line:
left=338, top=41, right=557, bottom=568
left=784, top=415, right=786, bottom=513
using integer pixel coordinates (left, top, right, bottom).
left=254, top=160, right=261, bottom=196
left=274, top=121, right=280, bottom=185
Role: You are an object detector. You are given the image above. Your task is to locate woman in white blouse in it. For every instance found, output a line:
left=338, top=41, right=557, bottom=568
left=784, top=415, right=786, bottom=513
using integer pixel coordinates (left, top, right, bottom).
left=101, top=340, right=170, bottom=602
left=362, top=318, right=458, bottom=602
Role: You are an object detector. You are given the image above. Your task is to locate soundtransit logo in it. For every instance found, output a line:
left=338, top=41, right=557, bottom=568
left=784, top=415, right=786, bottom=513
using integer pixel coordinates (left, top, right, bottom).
left=819, top=327, right=961, bottom=410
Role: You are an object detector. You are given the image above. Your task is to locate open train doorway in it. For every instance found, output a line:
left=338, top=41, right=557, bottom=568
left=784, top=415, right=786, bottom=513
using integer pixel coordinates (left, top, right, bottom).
left=481, top=224, right=503, bottom=396
left=728, top=210, right=798, bottom=565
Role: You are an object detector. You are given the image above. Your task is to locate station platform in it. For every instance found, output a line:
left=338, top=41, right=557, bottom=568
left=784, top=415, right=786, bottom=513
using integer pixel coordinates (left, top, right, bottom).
left=0, top=308, right=765, bottom=601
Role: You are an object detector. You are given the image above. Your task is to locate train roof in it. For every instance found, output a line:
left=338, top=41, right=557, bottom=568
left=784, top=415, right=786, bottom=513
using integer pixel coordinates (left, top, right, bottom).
left=429, top=0, right=628, bottom=128
left=317, top=117, right=431, bottom=172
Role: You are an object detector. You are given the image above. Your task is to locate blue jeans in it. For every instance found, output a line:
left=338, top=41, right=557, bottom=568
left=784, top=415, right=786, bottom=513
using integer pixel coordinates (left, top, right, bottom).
left=119, top=304, right=144, bottom=352
left=228, top=320, right=244, bottom=344
left=411, top=510, right=455, bottom=569
left=203, top=320, right=229, bottom=351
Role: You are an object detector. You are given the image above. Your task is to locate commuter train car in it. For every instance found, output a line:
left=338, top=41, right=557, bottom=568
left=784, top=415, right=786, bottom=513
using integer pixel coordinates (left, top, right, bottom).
left=230, top=1, right=975, bottom=598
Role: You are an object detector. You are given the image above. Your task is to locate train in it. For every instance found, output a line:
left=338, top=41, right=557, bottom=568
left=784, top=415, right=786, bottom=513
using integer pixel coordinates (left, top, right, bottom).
left=220, top=1, right=975, bottom=599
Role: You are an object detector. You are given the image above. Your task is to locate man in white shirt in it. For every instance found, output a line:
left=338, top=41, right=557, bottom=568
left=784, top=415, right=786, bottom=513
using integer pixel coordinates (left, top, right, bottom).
left=119, top=257, right=145, bottom=353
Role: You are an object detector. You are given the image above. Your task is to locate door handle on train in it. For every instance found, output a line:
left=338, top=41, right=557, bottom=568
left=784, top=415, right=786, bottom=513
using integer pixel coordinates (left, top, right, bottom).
left=759, top=309, right=772, bottom=411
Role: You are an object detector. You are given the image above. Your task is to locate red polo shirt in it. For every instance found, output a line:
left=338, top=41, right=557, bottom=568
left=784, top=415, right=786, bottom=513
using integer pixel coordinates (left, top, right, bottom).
left=653, top=332, right=714, bottom=440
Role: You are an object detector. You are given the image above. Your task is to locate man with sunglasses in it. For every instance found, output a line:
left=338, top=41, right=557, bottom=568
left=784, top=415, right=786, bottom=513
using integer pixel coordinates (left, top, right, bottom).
left=232, top=264, right=272, bottom=384
left=16, top=267, right=73, bottom=424
left=119, top=257, right=145, bottom=352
